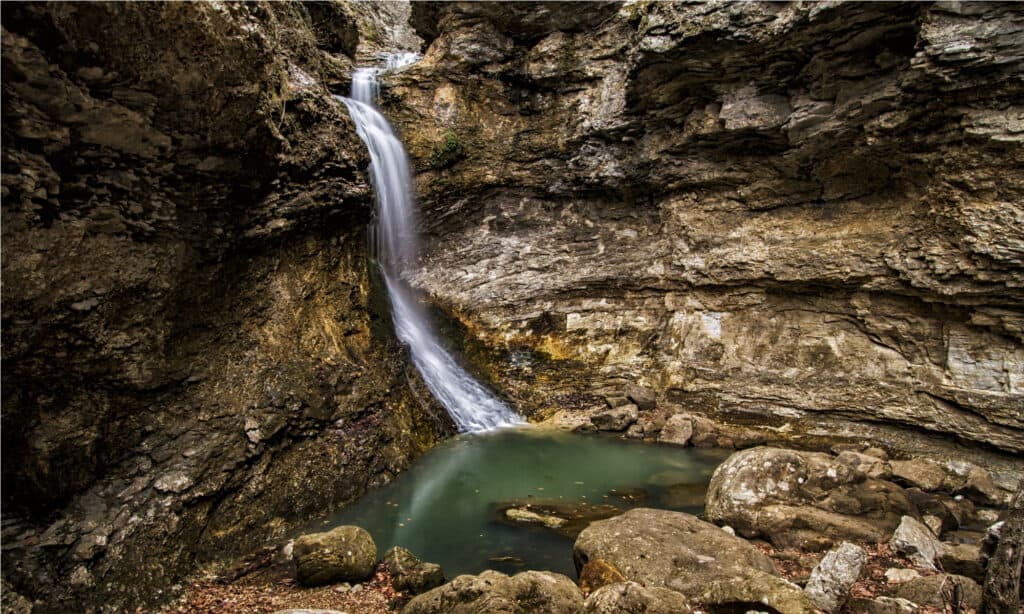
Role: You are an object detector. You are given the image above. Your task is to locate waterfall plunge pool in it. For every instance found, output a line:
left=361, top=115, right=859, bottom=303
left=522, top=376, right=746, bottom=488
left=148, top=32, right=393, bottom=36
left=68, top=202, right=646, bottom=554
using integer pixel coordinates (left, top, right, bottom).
left=307, top=428, right=730, bottom=579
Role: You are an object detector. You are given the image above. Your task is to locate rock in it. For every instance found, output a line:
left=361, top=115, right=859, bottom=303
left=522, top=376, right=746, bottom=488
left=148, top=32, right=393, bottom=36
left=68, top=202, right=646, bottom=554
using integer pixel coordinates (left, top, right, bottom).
left=893, top=573, right=982, bottom=611
left=848, top=596, right=919, bottom=613
left=902, top=488, right=959, bottom=534
left=383, top=547, right=445, bottom=595
left=623, top=424, right=644, bottom=439
left=590, top=404, right=638, bottom=431
left=656, top=414, right=693, bottom=446
left=922, top=515, right=944, bottom=537
left=956, top=464, right=1003, bottom=506
left=578, top=559, right=626, bottom=596
left=890, top=459, right=947, bottom=492
left=705, top=447, right=916, bottom=549
left=505, top=507, right=567, bottom=529
left=884, top=568, right=921, bottom=584
left=402, top=570, right=583, bottom=614
left=623, top=385, right=656, bottom=411
left=293, top=525, right=377, bottom=587
left=604, top=396, right=630, bottom=408
left=835, top=450, right=891, bottom=480
left=937, top=543, right=985, bottom=583
left=699, top=569, right=816, bottom=614
left=584, top=581, right=691, bottom=613
left=804, top=541, right=867, bottom=612
left=1, top=581, right=34, bottom=614
left=273, top=611, right=349, bottom=614
left=889, top=516, right=943, bottom=570
left=573, top=508, right=777, bottom=598
left=864, top=447, right=890, bottom=461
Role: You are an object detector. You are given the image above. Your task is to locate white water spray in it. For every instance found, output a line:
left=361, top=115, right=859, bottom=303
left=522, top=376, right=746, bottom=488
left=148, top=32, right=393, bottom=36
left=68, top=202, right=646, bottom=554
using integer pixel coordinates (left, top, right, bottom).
left=339, top=56, right=522, bottom=432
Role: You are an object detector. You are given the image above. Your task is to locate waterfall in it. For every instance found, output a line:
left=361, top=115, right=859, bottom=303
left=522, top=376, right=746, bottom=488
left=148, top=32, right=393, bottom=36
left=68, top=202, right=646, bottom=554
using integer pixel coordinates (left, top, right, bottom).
left=339, top=55, right=523, bottom=432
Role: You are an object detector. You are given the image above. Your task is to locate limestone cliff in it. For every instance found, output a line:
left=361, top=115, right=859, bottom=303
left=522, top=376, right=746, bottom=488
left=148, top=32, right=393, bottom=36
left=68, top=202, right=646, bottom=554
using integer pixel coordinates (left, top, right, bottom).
left=1, top=3, right=450, bottom=610
left=385, top=2, right=1023, bottom=454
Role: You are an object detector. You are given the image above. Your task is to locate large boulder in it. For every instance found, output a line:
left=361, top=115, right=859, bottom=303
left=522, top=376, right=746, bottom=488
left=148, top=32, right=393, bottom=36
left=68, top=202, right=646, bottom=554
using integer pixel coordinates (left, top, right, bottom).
left=705, top=447, right=916, bottom=549
left=383, top=546, right=445, bottom=595
left=657, top=414, right=693, bottom=446
left=804, top=542, right=867, bottom=613
left=402, top=570, right=583, bottom=614
left=584, top=581, right=691, bottom=613
left=699, top=569, right=816, bottom=614
left=293, top=525, right=377, bottom=587
left=893, top=573, right=982, bottom=611
left=573, top=508, right=777, bottom=599
left=590, top=404, right=638, bottom=431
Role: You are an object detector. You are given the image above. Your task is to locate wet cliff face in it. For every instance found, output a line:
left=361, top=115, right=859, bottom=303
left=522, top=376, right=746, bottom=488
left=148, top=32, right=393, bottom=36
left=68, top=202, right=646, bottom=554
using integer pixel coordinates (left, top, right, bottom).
left=1, top=3, right=450, bottom=609
left=386, top=2, right=1023, bottom=454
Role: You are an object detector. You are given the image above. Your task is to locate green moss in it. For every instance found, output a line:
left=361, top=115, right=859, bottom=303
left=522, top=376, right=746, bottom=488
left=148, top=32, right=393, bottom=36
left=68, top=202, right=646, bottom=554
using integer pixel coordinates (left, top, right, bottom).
left=429, top=130, right=466, bottom=169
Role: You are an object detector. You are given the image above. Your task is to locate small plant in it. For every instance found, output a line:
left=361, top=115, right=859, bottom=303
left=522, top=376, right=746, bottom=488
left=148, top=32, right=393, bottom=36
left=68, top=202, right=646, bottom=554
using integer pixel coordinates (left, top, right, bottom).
left=429, top=130, right=466, bottom=169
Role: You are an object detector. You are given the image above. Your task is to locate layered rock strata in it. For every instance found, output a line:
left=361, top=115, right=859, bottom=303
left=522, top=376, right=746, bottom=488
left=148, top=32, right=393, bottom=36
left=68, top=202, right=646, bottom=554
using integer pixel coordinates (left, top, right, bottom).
left=385, top=2, right=1024, bottom=455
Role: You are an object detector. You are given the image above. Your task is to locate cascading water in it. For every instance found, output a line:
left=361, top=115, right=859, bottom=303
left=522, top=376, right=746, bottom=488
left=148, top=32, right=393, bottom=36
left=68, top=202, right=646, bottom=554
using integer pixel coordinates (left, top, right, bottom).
left=339, top=56, right=523, bottom=432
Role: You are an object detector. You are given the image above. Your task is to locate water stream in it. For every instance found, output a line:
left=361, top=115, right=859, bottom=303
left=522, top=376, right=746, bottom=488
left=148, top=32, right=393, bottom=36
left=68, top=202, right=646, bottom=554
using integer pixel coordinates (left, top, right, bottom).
left=339, top=57, right=522, bottom=432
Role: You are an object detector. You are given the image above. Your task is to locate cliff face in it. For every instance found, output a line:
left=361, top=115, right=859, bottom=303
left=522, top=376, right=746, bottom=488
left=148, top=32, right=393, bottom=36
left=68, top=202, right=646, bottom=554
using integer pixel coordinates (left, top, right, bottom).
left=1, top=3, right=449, bottom=609
left=386, top=2, right=1023, bottom=454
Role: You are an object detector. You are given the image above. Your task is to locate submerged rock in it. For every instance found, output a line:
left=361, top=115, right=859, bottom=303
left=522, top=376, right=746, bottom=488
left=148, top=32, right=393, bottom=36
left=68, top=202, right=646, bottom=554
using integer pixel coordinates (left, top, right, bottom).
left=804, top=542, right=867, bottom=613
left=383, top=546, right=445, bottom=596
left=293, top=526, right=377, bottom=587
left=705, top=447, right=915, bottom=549
left=505, top=507, right=568, bottom=529
left=402, top=569, right=583, bottom=614
left=573, top=508, right=777, bottom=599
left=584, top=581, right=691, bottom=613
left=497, top=500, right=622, bottom=538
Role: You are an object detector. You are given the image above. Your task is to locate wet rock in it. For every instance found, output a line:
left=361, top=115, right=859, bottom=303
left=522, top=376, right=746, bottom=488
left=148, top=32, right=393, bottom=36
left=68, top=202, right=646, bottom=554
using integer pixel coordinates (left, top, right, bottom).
left=293, top=526, right=377, bottom=587
left=893, top=573, right=982, bottom=611
left=889, top=516, right=943, bottom=570
left=383, top=547, right=445, bottom=596
left=497, top=500, right=621, bottom=538
left=623, top=385, right=656, bottom=411
left=584, top=581, right=690, bottom=613
left=804, top=542, right=867, bottom=612
left=657, top=414, right=693, bottom=446
left=705, top=447, right=915, bottom=549
left=573, top=508, right=777, bottom=599
left=699, top=569, right=816, bottom=614
left=657, top=482, right=706, bottom=509
left=590, top=404, right=637, bottom=432
left=937, top=543, right=985, bottom=583
left=578, top=559, right=626, bottom=596
left=505, top=508, right=567, bottom=530
left=402, top=569, right=583, bottom=614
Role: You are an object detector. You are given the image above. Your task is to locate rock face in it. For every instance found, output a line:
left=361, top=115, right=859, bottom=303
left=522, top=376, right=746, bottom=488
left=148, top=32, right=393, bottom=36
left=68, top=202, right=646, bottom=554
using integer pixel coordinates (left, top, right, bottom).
left=294, top=526, right=378, bottom=587
left=705, top=447, right=916, bottom=548
left=573, top=508, right=777, bottom=599
left=385, top=1, right=1024, bottom=461
left=402, top=570, right=584, bottom=614
left=1, top=3, right=451, bottom=610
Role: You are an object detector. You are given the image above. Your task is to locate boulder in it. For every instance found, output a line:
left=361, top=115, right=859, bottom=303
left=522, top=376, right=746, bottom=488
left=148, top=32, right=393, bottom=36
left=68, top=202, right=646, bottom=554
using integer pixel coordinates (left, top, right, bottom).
left=890, top=459, right=947, bottom=492
left=624, top=384, right=656, bottom=410
left=657, top=414, right=693, bottom=446
left=604, top=396, right=630, bottom=408
left=699, top=569, right=817, bottom=614
left=705, top=447, right=916, bottom=549
left=573, top=508, right=777, bottom=598
left=383, top=546, right=445, bottom=595
left=891, top=459, right=1006, bottom=506
left=402, top=570, right=583, bottom=614
left=847, top=596, right=919, bottom=613
left=590, top=404, right=638, bottom=431
left=884, top=568, right=921, bottom=584
left=293, top=525, right=377, bottom=587
left=893, top=573, right=982, bottom=611
left=835, top=450, right=891, bottom=480
left=578, top=559, right=625, bottom=596
left=902, top=488, right=959, bottom=534
left=937, top=543, right=984, bottom=583
left=804, top=541, right=867, bottom=612
left=584, top=581, right=691, bottom=613
left=889, top=516, right=943, bottom=569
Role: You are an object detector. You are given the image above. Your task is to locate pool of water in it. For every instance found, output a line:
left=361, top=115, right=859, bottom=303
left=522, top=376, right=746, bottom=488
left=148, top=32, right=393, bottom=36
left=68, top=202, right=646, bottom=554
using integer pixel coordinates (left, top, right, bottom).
left=309, top=427, right=730, bottom=579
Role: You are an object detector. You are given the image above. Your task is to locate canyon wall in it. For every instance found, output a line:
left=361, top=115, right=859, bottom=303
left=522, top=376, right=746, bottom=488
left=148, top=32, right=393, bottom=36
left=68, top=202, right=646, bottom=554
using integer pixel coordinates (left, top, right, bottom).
left=1, top=3, right=450, bottom=610
left=386, top=2, right=1023, bottom=455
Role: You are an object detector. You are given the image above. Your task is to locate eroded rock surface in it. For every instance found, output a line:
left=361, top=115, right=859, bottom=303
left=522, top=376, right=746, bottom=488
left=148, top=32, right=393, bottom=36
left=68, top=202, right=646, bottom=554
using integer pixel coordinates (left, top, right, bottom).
left=1, top=3, right=451, bottom=610
left=384, top=1, right=1024, bottom=462
left=705, top=447, right=916, bottom=548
